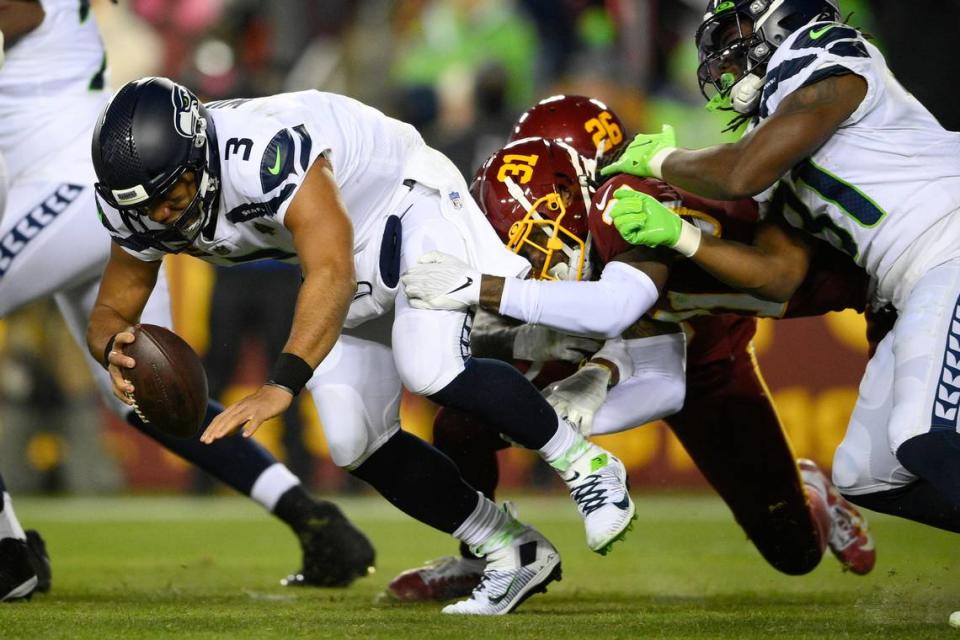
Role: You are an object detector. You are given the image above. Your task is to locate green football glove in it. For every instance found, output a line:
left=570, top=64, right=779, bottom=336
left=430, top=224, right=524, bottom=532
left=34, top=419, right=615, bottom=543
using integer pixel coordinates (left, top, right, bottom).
left=607, top=186, right=702, bottom=257
left=600, top=124, right=678, bottom=179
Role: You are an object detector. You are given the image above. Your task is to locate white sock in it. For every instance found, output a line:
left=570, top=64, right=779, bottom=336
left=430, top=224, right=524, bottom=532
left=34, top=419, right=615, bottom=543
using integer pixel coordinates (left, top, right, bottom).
left=453, top=493, right=521, bottom=556
left=250, top=463, right=300, bottom=512
left=0, top=493, right=26, bottom=541
left=538, top=417, right=592, bottom=472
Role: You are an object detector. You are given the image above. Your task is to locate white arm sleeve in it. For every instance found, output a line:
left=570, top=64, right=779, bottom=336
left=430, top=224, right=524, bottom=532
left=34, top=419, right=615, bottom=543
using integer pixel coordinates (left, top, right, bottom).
left=590, top=332, right=687, bottom=436
left=497, top=261, right=660, bottom=339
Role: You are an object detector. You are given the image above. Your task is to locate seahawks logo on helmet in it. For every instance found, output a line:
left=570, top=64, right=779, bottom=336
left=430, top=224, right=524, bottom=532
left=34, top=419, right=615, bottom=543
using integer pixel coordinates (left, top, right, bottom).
left=173, top=85, right=199, bottom=139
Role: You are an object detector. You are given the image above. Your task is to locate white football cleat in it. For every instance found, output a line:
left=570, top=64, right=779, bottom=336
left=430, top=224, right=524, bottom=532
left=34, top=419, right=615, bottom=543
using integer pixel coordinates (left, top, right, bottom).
left=442, top=525, right=561, bottom=615
left=564, top=447, right=636, bottom=554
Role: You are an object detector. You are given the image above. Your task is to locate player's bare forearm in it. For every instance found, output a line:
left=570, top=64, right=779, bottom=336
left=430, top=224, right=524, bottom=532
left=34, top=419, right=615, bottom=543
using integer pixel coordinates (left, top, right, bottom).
left=661, top=74, right=867, bottom=200
left=282, top=155, right=356, bottom=369
left=690, top=222, right=811, bottom=302
left=282, top=266, right=354, bottom=368
left=86, top=243, right=160, bottom=362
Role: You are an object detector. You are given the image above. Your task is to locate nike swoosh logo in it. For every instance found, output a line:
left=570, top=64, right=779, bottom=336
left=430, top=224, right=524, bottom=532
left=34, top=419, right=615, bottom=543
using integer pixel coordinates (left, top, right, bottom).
left=613, top=495, right=631, bottom=510
left=447, top=276, right=473, bottom=295
left=595, top=188, right=611, bottom=212
left=563, top=471, right=581, bottom=483
left=809, top=25, right=836, bottom=40
left=488, top=575, right=521, bottom=605
left=268, top=145, right=283, bottom=175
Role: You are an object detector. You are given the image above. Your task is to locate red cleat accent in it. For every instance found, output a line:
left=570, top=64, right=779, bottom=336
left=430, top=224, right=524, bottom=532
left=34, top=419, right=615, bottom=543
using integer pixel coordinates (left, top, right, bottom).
left=384, top=556, right=485, bottom=602
left=799, top=459, right=876, bottom=575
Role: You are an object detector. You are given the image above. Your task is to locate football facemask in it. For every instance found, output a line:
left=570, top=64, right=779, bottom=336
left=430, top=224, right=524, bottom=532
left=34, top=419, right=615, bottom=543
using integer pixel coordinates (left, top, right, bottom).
left=106, top=166, right=218, bottom=253
left=696, top=0, right=841, bottom=115
left=504, top=191, right=588, bottom=282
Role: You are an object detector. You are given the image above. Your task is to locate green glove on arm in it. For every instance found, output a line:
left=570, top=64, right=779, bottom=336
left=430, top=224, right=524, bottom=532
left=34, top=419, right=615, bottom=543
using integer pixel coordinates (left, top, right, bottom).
left=606, top=187, right=702, bottom=257
left=600, top=125, right=678, bottom=179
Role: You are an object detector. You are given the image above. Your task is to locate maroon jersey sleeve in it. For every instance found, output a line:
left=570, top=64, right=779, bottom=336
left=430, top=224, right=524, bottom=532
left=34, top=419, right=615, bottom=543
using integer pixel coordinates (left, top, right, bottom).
left=588, top=175, right=682, bottom=265
left=783, top=242, right=869, bottom=317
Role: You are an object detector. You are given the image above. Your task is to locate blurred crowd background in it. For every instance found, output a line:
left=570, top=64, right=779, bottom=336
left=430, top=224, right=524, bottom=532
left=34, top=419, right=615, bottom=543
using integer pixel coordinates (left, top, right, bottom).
left=1, top=0, right=958, bottom=496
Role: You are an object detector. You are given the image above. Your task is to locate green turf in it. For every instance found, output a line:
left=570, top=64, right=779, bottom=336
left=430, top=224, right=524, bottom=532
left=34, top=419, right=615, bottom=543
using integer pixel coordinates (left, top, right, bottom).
left=2, top=495, right=957, bottom=639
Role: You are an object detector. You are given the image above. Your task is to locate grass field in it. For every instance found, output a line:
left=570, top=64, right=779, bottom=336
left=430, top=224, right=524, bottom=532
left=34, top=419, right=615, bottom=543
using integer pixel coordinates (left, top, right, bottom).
left=1, top=494, right=957, bottom=639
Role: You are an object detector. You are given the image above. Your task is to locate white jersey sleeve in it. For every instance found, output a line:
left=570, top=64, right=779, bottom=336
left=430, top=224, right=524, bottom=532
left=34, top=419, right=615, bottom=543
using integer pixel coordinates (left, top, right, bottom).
left=759, top=22, right=960, bottom=297
left=758, top=22, right=879, bottom=122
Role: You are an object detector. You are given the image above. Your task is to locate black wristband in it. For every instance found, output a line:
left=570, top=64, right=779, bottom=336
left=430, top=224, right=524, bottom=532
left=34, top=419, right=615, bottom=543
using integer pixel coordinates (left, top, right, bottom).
left=268, top=352, right=314, bottom=396
left=102, top=334, right=118, bottom=369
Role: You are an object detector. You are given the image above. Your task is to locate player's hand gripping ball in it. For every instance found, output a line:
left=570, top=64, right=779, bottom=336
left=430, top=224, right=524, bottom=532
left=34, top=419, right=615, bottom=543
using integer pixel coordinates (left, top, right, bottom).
left=123, top=324, right=208, bottom=438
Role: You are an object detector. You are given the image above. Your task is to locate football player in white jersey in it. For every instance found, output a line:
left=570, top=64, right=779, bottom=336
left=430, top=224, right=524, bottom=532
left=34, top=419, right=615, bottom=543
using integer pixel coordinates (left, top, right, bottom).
left=0, top=16, right=51, bottom=604
left=87, top=77, right=637, bottom=615
left=0, top=0, right=375, bottom=599
left=597, top=0, right=960, bottom=532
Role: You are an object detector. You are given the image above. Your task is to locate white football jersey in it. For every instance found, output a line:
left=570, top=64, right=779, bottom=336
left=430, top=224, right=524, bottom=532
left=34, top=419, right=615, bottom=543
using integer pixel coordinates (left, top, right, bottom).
left=755, top=22, right=960, bottom=292
left=0, top=0, right=109, bottom=181
left=97, top=91, right=424, bottom=266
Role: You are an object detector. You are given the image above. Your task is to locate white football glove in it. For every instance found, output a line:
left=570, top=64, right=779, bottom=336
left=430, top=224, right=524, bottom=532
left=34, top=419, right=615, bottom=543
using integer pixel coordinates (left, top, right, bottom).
left=512, top=325, right=603, bottom=364
left=542, top=363, right=611, bottom=436
left=402, top=251, right=481, bottom=311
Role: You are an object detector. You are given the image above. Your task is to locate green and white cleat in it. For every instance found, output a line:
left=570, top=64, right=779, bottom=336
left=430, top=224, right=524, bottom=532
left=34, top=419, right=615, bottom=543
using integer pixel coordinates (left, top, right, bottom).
left=564, top=447, right=636, bottom=554
left=442, top=516, right=561, bottom=616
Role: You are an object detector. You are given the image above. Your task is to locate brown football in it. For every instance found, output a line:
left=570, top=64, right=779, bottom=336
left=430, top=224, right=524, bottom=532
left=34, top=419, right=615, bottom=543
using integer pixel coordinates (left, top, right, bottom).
left=123, top=324, right=208, bottom=438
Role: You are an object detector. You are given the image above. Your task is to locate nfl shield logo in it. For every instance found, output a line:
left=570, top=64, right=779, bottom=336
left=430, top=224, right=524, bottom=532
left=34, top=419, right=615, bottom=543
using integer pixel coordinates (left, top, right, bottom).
left=449, top=191, right=463, bottom=210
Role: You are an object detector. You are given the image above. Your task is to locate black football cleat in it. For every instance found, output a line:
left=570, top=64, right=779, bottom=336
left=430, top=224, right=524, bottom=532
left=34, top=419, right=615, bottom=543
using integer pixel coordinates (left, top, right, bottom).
left=0, top=538, right=38, bottom=602
left=282, top=500, right=375, bottom=588
left=24, top=530, right=51, bottom=593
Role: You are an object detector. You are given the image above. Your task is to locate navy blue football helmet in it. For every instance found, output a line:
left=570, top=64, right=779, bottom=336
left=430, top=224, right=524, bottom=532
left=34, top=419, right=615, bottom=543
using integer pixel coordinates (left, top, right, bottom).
left=92, top=77, right=220, bottom=252
left=695, top=0, right=841, bottom=114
